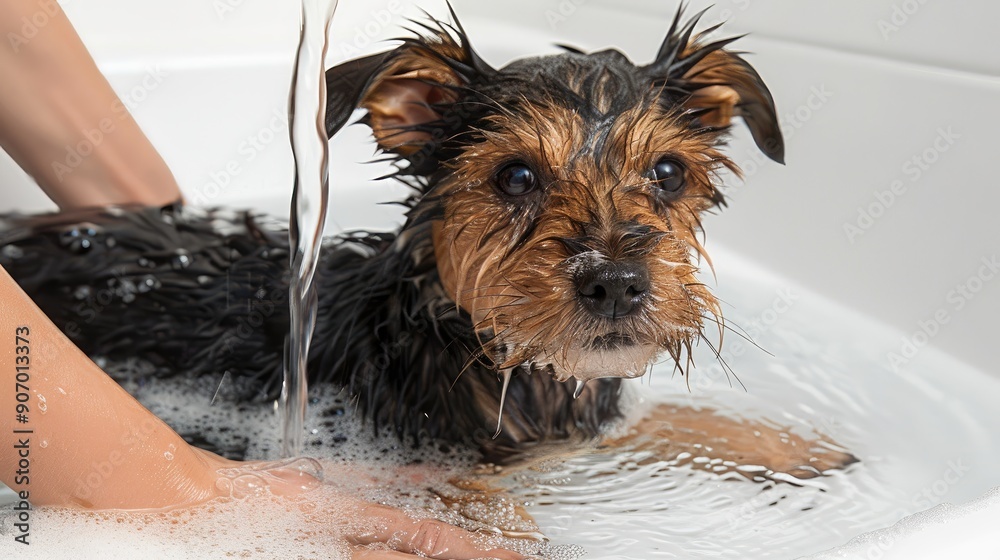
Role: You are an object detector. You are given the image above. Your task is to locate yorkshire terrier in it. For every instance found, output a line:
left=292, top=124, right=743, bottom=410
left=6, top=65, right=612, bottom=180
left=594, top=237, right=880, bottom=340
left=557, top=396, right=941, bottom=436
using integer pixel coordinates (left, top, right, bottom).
left=1, top=7, right=851, bottom=473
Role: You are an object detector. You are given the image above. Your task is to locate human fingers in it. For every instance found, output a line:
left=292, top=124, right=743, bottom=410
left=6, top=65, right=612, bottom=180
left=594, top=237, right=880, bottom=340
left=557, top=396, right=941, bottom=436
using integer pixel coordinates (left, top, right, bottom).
left=210, top=457, right=324, bottom=500
left=351, top=548, right=521, bottom=560
left=349, top=503, right=524, bottom=560
left=352, top=548, right=434, bottom=559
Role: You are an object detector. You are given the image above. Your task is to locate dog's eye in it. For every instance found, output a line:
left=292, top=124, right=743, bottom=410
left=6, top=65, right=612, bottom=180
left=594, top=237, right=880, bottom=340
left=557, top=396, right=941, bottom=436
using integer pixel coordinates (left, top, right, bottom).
left=495, top=162, right=538, bottom=196
left=650, top=158, right=685, bottom=193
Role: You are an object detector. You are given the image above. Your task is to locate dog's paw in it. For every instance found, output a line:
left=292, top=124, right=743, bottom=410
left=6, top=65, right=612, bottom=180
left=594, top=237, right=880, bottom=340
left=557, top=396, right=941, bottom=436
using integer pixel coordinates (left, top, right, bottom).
left=606, top=404, right=858, bottom=482
left=428, top=477, right=545, bottom=541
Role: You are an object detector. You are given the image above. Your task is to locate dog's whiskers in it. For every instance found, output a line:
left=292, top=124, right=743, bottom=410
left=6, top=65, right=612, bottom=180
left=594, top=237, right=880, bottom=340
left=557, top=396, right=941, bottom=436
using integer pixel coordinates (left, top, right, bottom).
left=323, top=4, right=780, bottom=447
left=493, top=368, right=513, bottom=439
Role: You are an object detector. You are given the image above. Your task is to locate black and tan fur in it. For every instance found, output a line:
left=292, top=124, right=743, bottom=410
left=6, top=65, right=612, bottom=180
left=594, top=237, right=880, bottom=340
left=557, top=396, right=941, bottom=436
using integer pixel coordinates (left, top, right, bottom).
left=0, top=7, right=787, bottom=463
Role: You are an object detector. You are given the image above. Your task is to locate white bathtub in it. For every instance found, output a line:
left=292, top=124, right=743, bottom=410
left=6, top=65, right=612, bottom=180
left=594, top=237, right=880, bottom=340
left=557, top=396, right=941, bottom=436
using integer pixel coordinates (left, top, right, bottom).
left=1, top=1, right=998, bottom=558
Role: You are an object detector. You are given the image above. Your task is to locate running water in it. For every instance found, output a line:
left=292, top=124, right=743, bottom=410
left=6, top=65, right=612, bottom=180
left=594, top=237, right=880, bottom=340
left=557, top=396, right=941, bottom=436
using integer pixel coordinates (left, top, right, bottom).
left=281, top=0, right=339, bottom=458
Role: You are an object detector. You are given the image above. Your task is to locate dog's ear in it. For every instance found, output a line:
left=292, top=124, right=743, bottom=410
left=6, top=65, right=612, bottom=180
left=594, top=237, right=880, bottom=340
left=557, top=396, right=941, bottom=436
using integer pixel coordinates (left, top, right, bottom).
left=681, top=49, right=784, bottom=164
left=324, top=50, right=396, bottom=139
left=645, top=10, right=785, bottom=164
left=324, top=22, right=493, bottom=158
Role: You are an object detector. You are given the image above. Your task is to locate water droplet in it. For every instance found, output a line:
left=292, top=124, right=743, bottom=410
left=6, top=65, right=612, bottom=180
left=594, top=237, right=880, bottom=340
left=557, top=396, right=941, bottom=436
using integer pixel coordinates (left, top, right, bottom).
left=197, top=275, right=212, bottom=286
left=494, top=369, right=513, bottom=439
left=73, top=285, right=92, bottom=300
left=59, top=226, right=99, bottom=254
left=137, top=257, right=154, bottom=268
left=171, top=250, right=192, bottom=270
left=215, top=477, right=233, bottom=495
left=39, top=440, right=48, bottom=449
left=108, top=277, right=138, bottom=302
left=1, top=245, right=24, bottom=259
left=164, top=452, right=174, bottom=461
left=137, top=275, right=161, bottom=293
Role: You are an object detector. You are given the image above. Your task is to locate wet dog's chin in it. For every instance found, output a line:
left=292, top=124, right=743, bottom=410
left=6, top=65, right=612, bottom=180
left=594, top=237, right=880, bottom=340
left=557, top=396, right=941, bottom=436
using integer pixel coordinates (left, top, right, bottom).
left=539, top=343, right=661, bottom=382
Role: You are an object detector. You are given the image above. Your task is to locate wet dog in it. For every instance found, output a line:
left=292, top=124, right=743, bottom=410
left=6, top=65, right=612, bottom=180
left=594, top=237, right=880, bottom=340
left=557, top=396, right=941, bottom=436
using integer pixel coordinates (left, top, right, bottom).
left=0, top=8, right=838, bottom=469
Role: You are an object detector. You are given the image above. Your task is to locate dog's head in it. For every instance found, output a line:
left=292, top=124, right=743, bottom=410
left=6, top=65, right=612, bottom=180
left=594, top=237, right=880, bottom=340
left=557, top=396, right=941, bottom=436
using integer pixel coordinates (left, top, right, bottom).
left=325, top=7, right=783, bottom=383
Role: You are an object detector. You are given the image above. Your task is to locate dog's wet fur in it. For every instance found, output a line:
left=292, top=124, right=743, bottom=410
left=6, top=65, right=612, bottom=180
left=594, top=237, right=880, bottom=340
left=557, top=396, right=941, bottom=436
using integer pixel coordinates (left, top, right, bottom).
left=0, top=7, right=798, bottom=464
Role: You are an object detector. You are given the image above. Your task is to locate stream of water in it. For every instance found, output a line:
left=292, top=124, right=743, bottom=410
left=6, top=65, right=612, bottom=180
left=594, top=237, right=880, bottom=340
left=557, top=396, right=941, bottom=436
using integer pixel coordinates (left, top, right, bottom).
left=281, top=0, right=339, bottom=458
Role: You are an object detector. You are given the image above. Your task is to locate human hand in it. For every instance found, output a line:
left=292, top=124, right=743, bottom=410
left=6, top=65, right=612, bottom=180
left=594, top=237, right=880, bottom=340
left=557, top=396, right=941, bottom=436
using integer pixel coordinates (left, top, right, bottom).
left=0, top=265, right=526, bottom=558
left=195, top=454, right=526, bottom=560
left=346, top=502, right=525, bottom=560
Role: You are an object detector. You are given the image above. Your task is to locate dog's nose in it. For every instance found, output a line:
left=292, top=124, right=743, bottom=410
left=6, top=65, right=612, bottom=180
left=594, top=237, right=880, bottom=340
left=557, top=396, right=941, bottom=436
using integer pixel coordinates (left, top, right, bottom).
left=575, top=262, right=650, bottom=319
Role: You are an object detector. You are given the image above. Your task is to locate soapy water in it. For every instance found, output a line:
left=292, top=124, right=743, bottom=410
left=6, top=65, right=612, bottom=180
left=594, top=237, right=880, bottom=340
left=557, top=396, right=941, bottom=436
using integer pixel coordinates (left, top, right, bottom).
left=2, top=247, right=999, bottom=559
left=281, top=0, right=338, bottom=458
left=0, top=379, right=581, bottom=559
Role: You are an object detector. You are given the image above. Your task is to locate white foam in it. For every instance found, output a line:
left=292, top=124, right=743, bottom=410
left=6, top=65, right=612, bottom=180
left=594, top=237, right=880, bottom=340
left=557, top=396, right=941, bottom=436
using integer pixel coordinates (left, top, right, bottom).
left=1, top=493, right=355, bottom=560
left=0, top=375, right=579, bottom=559
left=808, top=487, right=1000, bottom=559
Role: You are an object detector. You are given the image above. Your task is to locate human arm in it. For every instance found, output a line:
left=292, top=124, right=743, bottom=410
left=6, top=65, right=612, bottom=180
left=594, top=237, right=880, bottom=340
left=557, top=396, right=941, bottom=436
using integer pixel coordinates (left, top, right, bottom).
left=0, top=0, right=181, bottom=210
left=0, top=264, right=223, bottom=508
left=0, top=264, right=523, bottom=558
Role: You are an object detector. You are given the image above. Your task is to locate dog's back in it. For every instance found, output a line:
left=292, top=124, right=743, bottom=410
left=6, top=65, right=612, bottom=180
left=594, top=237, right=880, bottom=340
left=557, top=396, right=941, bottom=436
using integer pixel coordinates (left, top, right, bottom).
left=0, top=204, right=623, bottom=462
left=0, top=205, right=291, bottom=396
